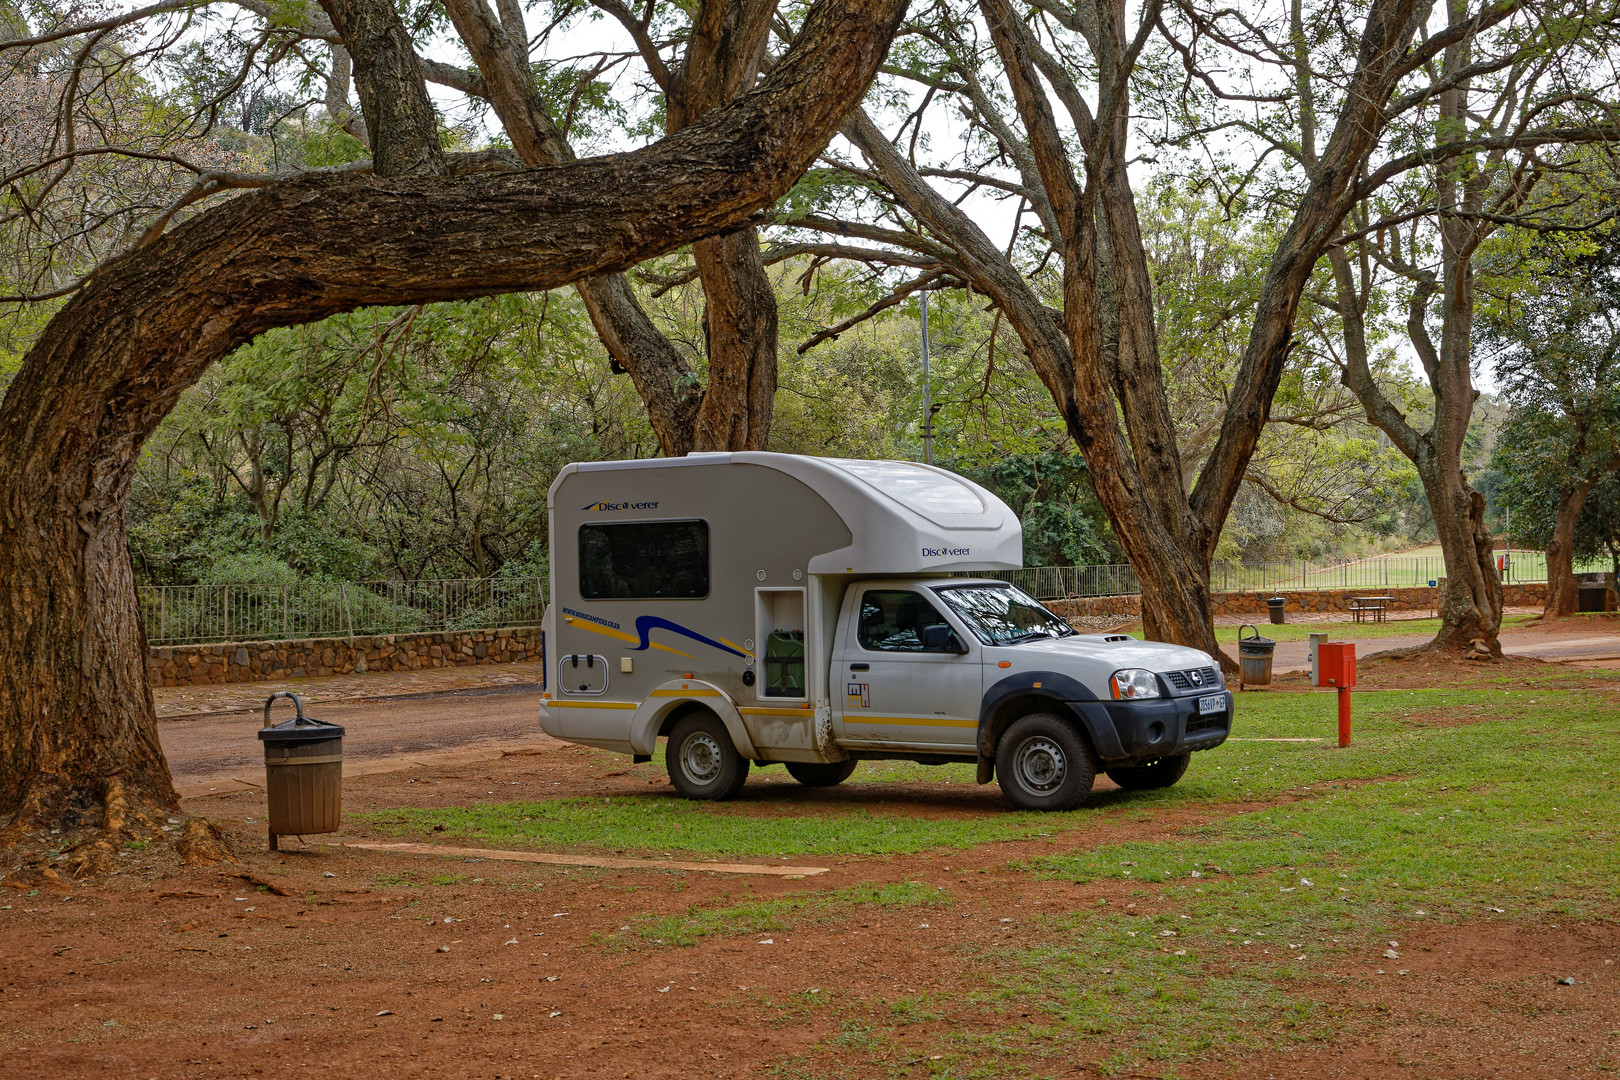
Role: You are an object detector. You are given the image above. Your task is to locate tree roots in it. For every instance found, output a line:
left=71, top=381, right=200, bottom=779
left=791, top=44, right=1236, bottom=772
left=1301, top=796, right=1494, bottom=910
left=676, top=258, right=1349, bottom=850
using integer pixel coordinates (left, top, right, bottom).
left=0, top=774, right=234, bottom=882
left=177, top=819, right=238, bottom=867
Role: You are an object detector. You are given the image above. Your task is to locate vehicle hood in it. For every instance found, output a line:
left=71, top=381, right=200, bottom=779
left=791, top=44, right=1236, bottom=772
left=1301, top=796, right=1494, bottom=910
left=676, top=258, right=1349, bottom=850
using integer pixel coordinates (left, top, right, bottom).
left=991, top=635, right=1217, bottom=672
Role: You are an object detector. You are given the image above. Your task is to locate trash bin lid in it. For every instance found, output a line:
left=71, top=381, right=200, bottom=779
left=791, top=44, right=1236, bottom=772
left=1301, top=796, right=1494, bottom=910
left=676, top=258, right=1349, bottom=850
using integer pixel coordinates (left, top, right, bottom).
left=1237, top=623, right=1275, bottom=647
left=258, top=691, right=345, bottom=742
left=259, top=716, right=344, bottom=742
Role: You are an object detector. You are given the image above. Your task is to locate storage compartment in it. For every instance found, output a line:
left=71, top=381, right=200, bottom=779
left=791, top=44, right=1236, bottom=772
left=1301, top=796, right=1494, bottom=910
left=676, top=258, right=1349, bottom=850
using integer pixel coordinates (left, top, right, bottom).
left=756, top=589, right=807, bottom=699
left=559, top=653, right=609, bottom=694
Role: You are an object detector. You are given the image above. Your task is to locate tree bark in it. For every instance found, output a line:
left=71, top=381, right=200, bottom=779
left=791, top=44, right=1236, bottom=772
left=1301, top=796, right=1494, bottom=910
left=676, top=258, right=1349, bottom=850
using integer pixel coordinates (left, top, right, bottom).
left=672, top=0, right=782, bottom=451
left=834, top=0, right=1425, bottom=669
left=691, top=229, right=778, bottom=450
left=0, top=0, right=908, bottom=827
left=439, top=0, right=705, bottom=457
left=1545, top=478, right=1598, bottom=617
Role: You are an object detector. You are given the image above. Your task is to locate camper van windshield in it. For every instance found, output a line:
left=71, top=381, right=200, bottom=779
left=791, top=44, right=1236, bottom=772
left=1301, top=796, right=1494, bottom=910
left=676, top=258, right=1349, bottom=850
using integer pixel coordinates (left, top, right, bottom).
left=933, top=584, right=1074, bottom=646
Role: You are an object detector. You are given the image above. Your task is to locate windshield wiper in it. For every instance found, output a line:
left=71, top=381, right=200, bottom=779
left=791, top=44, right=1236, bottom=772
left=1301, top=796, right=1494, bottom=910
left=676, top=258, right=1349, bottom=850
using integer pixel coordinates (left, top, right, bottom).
left=1002, top=631, right=1054, bottom=644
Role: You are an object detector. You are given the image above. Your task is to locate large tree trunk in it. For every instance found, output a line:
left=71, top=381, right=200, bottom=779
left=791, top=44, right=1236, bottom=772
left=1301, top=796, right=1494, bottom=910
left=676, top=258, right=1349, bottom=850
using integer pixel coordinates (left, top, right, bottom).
left=0, top=0, right=907, bottom=829
left=673, top=0, right=782, bottom=451
left=1545, top=478, right=1598, bottom=617
left=1422, top=460, right=1504, bottom=654
left=692, top=228, right=778, bottom=449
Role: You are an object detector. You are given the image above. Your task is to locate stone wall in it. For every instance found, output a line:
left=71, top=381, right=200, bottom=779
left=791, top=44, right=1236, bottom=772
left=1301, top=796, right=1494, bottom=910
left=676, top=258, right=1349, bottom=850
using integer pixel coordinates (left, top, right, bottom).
left=1049, top=582, right=1548, bottom=620
left=147, top=626, right=542, bottom=687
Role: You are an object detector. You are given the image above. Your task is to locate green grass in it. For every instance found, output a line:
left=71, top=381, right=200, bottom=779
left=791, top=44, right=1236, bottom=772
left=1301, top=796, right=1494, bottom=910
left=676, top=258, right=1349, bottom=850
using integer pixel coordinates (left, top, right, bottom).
left=677, top=677, right=1620, bottom=1078
left=1218, top=612, right=1547, bottom=644
left=361, top=792, right=1053, bottom=857
left=948, top=684, right=1620, bottom=1075
left=619, top=881, right=948, bottom=947
left=359, top=670, right=1620, bottom=1076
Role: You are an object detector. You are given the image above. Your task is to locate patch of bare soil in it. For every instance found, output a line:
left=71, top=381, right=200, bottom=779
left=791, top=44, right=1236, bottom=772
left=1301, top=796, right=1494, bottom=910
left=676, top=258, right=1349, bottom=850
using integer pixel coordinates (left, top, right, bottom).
left=3, top=746, right=1614, bottom=1080
left=1185, top=919, right=1620, bottom=1080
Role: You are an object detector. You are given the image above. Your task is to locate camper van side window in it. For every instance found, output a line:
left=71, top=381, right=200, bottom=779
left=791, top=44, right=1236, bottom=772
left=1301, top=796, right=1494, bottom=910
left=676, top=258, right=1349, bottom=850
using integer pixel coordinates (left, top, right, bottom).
left=858, top=590, right=947, bottom=652
left=579, top=520, right=710, bottom=599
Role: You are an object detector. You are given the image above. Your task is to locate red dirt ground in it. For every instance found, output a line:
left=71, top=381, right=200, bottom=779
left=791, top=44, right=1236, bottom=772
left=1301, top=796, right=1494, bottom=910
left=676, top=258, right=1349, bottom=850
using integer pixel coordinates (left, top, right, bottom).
left=4, top=741, right=1617, bottom=1079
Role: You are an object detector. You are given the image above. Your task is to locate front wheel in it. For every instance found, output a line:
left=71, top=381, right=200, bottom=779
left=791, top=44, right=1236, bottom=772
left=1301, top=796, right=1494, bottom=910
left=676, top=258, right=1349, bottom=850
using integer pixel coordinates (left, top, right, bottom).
left=666, top=712, right=750, bottom=800
left=995, top=712, right=1097, bottom=811
left=1106, top=753, right=1190, bottom=791
left=784, top=760, right=858, bottom=787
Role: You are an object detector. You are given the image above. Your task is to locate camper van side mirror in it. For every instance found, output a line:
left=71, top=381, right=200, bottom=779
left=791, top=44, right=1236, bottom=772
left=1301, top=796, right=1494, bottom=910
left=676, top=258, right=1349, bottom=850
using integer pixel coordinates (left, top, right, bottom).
left=922, top=624, right=967, bottom=654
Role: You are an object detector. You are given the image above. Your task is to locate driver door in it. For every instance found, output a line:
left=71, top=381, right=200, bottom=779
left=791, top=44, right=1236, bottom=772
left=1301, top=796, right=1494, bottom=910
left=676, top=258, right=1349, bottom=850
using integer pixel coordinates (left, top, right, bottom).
left=837, top=587, right=981, bottom=751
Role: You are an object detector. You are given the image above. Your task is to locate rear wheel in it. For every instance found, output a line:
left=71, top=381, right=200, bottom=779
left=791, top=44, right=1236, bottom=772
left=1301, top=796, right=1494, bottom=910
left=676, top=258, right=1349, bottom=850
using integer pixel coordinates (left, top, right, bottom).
left=1106, top=753, right=1190, bottom=791
left=995, top=712, right=1096, bottom=811
left=666, top=712, right=750, bottom=800
left=784, top=760, right=858, bottom=787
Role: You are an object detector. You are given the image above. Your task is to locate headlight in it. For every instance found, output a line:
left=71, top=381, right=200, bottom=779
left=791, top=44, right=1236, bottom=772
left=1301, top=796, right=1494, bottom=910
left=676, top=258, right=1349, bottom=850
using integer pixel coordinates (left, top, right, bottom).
left=1110, top=668, right=1161, bottom=700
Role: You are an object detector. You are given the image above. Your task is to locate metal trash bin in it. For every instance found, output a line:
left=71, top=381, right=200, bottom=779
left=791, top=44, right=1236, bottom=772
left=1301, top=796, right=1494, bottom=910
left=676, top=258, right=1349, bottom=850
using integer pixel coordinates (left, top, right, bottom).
left=1577, top=572, right=1616, bottom=613
left=258, top=692, right=345, bottom=851
left=1266, top=596, right=1288, bottom=625
left=1238, top=624, right=1276, bottom=688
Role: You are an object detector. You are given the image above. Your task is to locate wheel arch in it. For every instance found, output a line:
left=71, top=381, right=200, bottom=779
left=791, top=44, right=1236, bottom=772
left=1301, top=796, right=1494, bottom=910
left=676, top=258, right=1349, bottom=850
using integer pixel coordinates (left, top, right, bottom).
left=629, top=681, right=759, bottom=760
left=976, top=672, right=1118, bottom=781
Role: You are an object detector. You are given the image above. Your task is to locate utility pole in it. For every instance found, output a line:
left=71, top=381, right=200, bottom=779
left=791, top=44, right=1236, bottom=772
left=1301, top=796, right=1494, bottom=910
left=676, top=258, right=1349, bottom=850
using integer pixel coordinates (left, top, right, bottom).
left=920, top=290, right=932, bottom=465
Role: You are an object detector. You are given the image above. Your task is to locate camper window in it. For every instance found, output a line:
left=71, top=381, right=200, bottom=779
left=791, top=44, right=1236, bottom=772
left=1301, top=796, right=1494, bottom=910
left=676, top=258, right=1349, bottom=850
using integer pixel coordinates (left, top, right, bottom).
left=579, top=520, right=709, bottom=599
left=858, top=590, right=950, bottom=652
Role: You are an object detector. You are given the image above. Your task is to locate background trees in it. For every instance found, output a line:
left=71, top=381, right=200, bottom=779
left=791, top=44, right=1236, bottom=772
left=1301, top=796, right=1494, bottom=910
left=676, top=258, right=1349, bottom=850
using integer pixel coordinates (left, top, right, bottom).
left=0, top=0, right=907, bottom=837
left=1482, top=228, right=1620, bottom=614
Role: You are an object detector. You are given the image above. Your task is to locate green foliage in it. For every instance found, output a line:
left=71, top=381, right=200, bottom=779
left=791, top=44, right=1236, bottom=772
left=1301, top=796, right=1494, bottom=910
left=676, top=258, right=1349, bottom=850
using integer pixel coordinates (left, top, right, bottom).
left=1482, top=227, right=1620, bottom=551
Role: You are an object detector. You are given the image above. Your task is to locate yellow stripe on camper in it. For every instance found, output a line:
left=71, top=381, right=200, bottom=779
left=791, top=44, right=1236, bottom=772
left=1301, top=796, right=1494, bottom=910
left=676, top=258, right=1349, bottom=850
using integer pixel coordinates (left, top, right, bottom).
left=549, top=700, right=638, bottom=709
left=740, top=706, right=814, bottom=717
left=845, top=715, right=979, bottom=729
left=562, top=616, right=694, bottom=658
left=717, top=636, right=755, bottom=659
left=650, top=688, right=722, bottom=698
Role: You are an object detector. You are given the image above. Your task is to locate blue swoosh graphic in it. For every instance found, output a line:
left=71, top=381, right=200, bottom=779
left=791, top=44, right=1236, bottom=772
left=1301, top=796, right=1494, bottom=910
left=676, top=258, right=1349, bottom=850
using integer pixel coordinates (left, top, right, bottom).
left=631, top=616, right=747, bottom=657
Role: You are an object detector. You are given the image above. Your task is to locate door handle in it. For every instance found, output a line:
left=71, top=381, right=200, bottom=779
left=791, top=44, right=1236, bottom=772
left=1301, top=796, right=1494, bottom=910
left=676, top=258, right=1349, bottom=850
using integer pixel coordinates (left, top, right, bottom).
left=849, top=663, right=869, bottom=671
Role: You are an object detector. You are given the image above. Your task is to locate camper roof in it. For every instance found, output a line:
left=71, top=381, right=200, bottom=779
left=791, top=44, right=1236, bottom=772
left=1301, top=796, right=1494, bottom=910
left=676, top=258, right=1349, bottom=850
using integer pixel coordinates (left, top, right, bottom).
left=554, top=452, right=1022, bottom=574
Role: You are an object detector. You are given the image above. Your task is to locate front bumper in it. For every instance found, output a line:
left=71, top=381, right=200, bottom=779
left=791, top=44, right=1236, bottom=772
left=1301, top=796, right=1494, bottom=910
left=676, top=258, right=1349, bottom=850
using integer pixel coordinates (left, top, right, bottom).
left=1069, top=690, right=1232, bottom=764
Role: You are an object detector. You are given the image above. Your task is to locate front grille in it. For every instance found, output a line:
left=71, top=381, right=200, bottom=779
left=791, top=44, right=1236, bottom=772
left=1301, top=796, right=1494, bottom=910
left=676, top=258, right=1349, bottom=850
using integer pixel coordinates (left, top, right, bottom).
left=1165, top=666, right=1223, bottom=693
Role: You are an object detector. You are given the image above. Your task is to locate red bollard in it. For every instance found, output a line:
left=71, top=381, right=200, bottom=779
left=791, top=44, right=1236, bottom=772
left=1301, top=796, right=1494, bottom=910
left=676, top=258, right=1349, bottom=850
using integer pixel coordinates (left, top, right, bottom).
left=1317, top=642, right=1356, bottom=747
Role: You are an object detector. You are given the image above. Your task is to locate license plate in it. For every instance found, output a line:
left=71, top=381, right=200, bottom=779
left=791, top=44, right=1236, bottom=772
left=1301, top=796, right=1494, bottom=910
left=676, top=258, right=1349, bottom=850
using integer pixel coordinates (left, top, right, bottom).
left=1198, top=694, right=1225, bottom=716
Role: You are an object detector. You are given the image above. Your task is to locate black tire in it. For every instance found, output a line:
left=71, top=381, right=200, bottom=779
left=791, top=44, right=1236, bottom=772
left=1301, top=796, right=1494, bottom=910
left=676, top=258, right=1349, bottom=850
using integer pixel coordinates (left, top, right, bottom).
left=666, top=712, right=750, bottom=800
left=1106, top=753, right=1190, bottom=791
left=995, top=712, right=1097, bottom=811
left=784, top=760, right=858, bottom=787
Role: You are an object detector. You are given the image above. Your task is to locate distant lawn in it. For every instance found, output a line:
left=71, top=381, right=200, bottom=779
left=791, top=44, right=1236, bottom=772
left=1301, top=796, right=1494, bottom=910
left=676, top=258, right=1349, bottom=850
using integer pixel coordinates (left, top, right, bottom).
left=1215, top=612, right=1547, bottom=644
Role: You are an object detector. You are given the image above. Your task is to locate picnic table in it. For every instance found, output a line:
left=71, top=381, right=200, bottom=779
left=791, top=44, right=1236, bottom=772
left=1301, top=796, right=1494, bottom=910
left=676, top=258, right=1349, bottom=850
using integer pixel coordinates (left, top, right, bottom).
left=1349, top=595, right=1393, bottom=623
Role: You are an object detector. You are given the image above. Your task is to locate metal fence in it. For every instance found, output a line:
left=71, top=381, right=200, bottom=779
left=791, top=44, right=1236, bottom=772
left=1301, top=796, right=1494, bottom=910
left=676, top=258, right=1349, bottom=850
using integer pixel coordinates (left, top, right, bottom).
left=139, top=577, right=549, bottom=646
left=142, top=552, right=1605, bottom=644
left=975, top=553, right=1601, bottom=602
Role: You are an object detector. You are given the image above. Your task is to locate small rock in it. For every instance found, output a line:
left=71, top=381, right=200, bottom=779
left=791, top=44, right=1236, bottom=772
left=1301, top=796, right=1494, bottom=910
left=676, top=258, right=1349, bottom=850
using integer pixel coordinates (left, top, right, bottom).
left=436, top=946, right=451, bottom=953
left=1384, top=949, right=1400, bottom=959
left=376, top=1010, right=393, bottom=1016
left=492, top=1014, right=503, bottom=1020
left=757, top=939, right=774, bottom=945
left=323, top=872, right=337, bottom=878
left=1557, top=976, right=1575, bottom=986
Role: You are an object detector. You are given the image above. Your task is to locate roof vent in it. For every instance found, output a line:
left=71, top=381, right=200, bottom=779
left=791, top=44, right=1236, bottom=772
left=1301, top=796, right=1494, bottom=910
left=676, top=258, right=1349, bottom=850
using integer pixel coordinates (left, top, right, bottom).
left=1102, top=634, right=1132, bottom=643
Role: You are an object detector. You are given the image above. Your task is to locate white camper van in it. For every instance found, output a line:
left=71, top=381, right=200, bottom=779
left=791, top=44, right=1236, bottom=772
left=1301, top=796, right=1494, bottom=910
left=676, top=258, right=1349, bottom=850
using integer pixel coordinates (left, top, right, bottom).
left=537, top=453, right=1231, bottom=810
